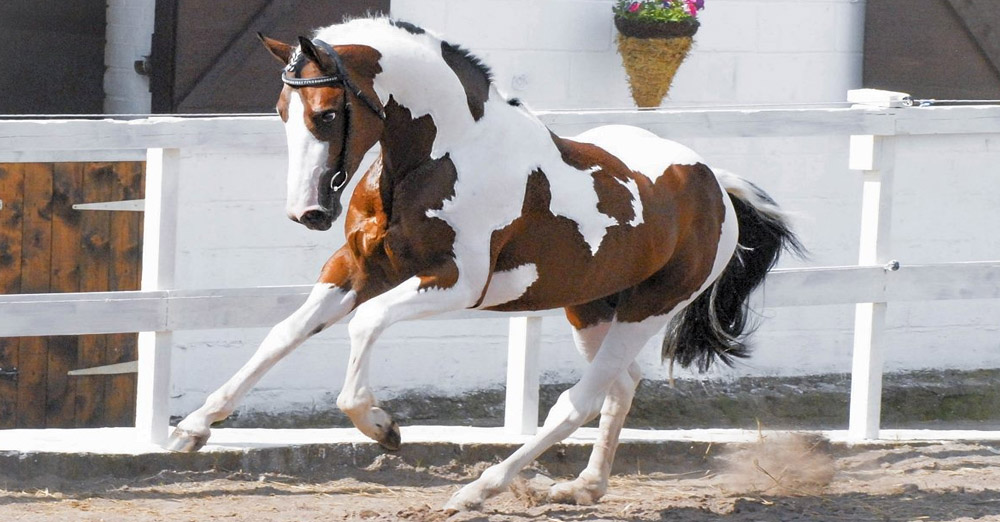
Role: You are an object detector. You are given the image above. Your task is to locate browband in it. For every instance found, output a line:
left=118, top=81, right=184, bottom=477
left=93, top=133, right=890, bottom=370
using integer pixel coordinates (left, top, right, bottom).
left=282, top=39, right=386, bottom=120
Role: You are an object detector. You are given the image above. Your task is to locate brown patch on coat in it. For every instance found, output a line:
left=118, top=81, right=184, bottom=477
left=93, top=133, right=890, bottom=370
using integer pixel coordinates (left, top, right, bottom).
left=483, top=136, right=727, bottom=324
left=553, top=134, right=646, bottom=227
left=318, top=99, right=460, bottom=302
left=565, top=297, right=617, bottom=330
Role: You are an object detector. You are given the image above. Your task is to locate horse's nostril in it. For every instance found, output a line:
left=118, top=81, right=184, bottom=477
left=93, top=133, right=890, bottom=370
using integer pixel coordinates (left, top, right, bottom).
left=299, top=210, right=332, bottom=230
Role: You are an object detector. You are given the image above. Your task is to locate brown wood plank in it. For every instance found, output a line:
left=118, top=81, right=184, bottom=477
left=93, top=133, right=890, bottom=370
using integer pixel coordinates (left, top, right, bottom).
left=45, top=163, right=84, bottom=428
left=75, top=163, right=115, bottom=427
left=18, top=163, right=53, bottom=428
left=105, top=162, right=144, bottom=426
left=0, top=164, right=25, bottom=428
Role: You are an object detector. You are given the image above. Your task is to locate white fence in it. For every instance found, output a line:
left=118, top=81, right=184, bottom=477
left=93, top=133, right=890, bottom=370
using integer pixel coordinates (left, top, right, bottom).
left=2, top=90, right=1000, bottom=445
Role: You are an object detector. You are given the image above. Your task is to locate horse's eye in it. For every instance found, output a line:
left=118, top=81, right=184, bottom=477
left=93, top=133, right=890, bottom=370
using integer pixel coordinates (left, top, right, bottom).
left=320, top=110, right=337, bottom=123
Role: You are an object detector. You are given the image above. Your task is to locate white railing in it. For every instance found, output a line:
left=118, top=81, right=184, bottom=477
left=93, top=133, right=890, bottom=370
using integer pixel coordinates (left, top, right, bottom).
left=2, top=90, right=1000, bottom=444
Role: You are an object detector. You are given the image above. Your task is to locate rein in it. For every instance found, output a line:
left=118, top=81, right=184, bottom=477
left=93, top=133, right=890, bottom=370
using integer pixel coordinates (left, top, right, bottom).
left=282, top=39, right=386, bottom=120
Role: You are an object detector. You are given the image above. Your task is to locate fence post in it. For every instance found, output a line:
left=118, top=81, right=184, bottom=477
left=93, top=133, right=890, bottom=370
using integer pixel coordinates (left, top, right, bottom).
left=135, top=148, right=180, bottom=445
left=846, top=89, right=906, bottom=441
left=504, top=316, right=542, bottom=435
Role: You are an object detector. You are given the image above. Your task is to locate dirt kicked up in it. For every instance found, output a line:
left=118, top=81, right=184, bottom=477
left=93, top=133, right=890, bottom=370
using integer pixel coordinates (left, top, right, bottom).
left=3, top=436, right=1000, bottom=521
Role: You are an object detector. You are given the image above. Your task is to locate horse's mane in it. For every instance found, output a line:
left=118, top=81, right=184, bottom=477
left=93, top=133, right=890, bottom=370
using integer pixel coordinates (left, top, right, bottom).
left=323, top=16, right=497, bottom=93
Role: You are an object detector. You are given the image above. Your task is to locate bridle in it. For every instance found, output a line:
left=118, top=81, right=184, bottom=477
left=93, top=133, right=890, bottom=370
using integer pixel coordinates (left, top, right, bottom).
left=281, top=39, right=386, bottom=120
left=281, top=39, right=386, bottom=193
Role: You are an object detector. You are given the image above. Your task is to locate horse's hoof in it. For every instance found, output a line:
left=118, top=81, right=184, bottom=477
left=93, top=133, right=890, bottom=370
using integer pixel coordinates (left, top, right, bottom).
left=164, top=427, right=209, bottom=452
left=377, top=420, right=401, bottom=451
left=547, top=479, right=604, bottom=505
left=442, top=497, right=482, bottom=513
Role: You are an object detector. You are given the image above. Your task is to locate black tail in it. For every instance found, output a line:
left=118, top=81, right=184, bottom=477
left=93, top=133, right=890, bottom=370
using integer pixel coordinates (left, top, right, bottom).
left=662, top=174, right=805, bottom=372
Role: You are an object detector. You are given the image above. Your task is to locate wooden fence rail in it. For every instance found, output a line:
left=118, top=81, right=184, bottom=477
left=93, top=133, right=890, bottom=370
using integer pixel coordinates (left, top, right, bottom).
left=2, top=89, right=1000, bottom=443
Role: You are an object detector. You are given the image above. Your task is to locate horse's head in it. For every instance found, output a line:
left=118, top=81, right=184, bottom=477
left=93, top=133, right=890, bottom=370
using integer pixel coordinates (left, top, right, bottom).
left=259, top=34, right=385, bottom=230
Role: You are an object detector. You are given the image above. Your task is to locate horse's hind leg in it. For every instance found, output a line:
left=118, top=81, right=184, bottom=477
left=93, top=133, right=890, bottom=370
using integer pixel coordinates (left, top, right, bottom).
left=444, top=315, right=667, bottom=512
left=531, top=302, right=641, bottom=505
left=166, top=282, right=356, bottom=451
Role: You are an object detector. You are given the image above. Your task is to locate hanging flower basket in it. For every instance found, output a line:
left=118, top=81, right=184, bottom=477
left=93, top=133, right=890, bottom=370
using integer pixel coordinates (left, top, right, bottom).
left=613, top=1, right=705, bottom=108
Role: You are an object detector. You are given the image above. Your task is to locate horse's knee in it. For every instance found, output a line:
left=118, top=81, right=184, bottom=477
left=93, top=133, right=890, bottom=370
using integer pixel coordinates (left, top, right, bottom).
left=545, top=387, right=604, bottom=428
left=348, top=307, right=387, bottom=342
left=625, top=362, right=642, bottom=390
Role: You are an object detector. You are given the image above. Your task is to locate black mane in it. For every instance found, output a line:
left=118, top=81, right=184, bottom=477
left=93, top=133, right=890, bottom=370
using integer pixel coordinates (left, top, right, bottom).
left=440, top=41, right=493, bottom=85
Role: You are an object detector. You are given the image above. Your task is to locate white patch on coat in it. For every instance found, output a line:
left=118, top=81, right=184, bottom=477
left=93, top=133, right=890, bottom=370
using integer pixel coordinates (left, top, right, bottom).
left=615, top=177, right=644, bottom=227
left=572, top=125, right=704, bottom=181
left=476, top=263, right=539, bottom=309
left=284, top=91, right=330, bottom=217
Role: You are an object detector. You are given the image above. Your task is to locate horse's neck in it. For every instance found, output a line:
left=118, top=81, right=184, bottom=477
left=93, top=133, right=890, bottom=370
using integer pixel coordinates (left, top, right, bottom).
left=379, top=75, right=552, bottom=159
left=375, top=77, right=482, bottom=158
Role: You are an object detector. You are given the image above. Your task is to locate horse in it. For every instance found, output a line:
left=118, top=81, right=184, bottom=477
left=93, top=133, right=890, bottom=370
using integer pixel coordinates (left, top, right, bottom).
left=165, top=17, right=803, bottom=511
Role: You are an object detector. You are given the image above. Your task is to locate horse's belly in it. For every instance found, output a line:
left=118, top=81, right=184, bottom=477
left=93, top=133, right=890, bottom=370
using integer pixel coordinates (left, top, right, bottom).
left=479, top=222, right=675, bottom=312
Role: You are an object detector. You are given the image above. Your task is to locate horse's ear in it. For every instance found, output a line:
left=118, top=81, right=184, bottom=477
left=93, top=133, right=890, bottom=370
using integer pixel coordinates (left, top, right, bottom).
left=297, top=36, right=338, bottom=74
left=258, top=33, right=294, bottom=64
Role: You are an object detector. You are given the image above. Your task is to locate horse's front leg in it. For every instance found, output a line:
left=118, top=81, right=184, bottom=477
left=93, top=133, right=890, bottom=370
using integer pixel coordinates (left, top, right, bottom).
left=166, top=282, right=356, bottom=452
left=336, top=272, right=475, bottom=450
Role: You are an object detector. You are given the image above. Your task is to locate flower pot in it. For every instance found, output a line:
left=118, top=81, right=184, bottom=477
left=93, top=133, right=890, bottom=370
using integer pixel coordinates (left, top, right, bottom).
left=614, top=15, right=699, bottom=108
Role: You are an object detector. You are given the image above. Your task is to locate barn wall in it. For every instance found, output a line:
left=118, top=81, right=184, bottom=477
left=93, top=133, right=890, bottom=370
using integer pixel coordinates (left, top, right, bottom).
left=164, top=0, right=1000, bottom=420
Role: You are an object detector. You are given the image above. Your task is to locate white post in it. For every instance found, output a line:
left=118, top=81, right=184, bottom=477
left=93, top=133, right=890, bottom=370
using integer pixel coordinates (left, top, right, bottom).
left=135, top=148, right=180, bottom=445
left=846, top=89, right=904, bottom=441
left=504, top=316, right=542, bottom=435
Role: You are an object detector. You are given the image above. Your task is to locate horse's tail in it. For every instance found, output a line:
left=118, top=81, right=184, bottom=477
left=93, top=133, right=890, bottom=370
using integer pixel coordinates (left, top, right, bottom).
left=662, top=171, right=805, bottom=372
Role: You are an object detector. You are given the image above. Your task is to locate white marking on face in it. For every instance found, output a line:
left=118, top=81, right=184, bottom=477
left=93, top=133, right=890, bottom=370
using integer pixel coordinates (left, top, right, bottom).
left=615, top=177, right=645, bottom=227
left=477, top=263, right=539, bottom=308
left=284, top=91, right=331, bottom=218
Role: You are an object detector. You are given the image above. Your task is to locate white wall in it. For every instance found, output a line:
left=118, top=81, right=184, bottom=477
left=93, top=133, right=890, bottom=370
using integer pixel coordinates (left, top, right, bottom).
left=167, top=0, right=1000, bottom=419
left=390, top=0, right=865, bottom=109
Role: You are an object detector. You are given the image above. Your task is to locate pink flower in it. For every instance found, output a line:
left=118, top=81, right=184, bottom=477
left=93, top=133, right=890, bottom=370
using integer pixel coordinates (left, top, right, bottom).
left=628, top=2, right=641, bottom=13
left=685, top=0, right=697, bottom=16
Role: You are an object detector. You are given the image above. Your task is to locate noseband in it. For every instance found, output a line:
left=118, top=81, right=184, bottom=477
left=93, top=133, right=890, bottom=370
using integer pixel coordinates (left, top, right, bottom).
left=282, top=39, right=386, bottom=120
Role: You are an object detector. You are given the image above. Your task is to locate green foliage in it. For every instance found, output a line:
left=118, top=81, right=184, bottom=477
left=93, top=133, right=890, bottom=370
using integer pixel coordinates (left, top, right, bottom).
left=613, top=0, right=703, bottom=23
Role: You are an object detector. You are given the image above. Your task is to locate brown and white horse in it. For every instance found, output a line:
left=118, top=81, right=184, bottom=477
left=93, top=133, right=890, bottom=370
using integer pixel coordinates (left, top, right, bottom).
left=166, top=17, right=802, bottom=511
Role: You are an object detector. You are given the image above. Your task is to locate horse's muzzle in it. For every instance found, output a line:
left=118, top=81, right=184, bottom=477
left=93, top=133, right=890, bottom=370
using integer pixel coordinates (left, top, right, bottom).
left=292, top=205, right=339, bottom=231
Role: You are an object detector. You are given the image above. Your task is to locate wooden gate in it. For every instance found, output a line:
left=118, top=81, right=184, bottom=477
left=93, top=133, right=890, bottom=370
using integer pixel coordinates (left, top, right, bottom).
left=0, top=162, right=144, bottom=428
left=864, top=0, right=1000, bottom=99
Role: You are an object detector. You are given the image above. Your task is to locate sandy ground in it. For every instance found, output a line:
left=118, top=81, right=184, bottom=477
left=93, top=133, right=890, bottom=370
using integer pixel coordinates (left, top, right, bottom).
left=3, top=436, right=1000, bottom=521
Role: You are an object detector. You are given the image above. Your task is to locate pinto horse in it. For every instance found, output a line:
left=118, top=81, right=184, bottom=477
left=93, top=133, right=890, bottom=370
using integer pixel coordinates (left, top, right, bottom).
left=166, top=17, right=802, bottom=511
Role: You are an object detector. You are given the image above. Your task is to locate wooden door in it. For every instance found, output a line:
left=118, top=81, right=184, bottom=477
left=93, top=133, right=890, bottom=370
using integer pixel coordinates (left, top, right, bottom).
left=151, top=0, right=390, bottom=113
left=0, top=162, right=144, bottom=428
left=864, top=0, right=1000, bottom=99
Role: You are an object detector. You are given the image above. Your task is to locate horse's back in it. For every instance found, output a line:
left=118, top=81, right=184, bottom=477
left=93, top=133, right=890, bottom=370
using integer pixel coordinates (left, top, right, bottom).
left=569, top=125, right=705, bottom=182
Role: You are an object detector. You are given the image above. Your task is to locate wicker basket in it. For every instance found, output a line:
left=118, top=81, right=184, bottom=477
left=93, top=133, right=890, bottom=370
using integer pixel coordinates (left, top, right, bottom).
left=614, top=15, right=699, bottom=108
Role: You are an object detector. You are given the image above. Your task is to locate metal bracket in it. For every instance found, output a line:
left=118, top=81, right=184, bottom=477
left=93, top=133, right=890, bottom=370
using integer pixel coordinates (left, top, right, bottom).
left=68, top=361, right=138, bottom=376
left=72, top=199, right=145, bottom=212
left=0, top=367, right=19, bottom=381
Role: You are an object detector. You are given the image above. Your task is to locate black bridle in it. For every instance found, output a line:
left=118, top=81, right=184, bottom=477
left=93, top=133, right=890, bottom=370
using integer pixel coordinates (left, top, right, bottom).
left=281, top=39, right=385, bottom=193
left=281, top=39, right=386, bottom=120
